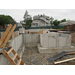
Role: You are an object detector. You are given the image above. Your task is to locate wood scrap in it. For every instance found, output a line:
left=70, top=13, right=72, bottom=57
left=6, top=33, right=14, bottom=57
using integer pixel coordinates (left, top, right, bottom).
left=54, top=57, right=75, bottom=64
left=67, top=52, right=75, bottom=55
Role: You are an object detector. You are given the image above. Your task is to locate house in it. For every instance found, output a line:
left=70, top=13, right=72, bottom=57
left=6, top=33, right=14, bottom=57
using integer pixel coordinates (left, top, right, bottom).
left=31, top=14, right=51, bottom=27
left=16, top=23, right=23, bottom=28
left=59, top=21, right=75, bottom=26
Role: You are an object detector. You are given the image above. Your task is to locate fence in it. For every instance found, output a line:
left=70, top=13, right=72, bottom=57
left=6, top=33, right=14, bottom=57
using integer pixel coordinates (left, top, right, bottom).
left=25, top=25, right=67, bottom=29
left=0, top=28, right=19, bottom=32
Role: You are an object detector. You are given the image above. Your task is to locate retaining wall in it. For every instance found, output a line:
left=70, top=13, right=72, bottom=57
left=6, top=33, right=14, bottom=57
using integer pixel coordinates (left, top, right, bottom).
left=24, top=34, right=40, bottom=47
left=0, top=34, right=24, bottom=65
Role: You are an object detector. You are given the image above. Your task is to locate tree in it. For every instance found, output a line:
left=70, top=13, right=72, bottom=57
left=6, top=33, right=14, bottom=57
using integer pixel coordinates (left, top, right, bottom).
left=25, top=20, right=32, bottom=27
left=24, top=10, right=32, bottom=22
left=53, top=20, right=60, bottom=26
left=61, top=19, right=66, bottom=22
left=67, top=19, right=71, bottom=22
left=23, top=10, right=32, bottom=27
left=0, top=15, right=16, bottom=27
left=50, top=17, right=54, bottom=26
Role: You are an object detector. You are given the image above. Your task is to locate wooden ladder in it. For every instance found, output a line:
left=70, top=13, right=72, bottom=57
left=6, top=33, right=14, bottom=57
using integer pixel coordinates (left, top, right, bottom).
left=2, top=46, right=25, bottom=65
left=0, top=24, right=26, bottom=65
left=0, top=24, right=12, bottom=47
left=1, top=24, right=17, bottom=48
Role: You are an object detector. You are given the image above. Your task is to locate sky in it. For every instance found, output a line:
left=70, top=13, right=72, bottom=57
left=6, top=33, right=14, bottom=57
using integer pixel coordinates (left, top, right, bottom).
left=0, top=9, right=75, bottom=23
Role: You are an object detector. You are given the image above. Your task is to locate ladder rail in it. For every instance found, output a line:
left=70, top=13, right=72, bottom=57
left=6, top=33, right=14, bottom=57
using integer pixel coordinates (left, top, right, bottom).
left=0, top=24, right=12, bottom=47
left=2, top=46, right=26, bottom=65
left=2, top=50, right=16, bottom=65
left=1, top=25, right=16, bottom=48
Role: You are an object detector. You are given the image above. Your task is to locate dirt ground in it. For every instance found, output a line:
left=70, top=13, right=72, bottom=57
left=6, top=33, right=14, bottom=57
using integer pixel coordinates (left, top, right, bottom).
left=22, top=31, right=75, bottom=65
left=22, top=47, right=75, bottom=65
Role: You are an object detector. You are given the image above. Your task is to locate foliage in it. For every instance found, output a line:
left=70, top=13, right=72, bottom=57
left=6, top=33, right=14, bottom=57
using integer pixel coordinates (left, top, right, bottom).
left=23, top=10, right=32, bottom=27
left=67, top=19, right=71, bottom=22
left=24, top=10, right=32, bottom=22
left=61, top=19, right=66, bottom=22
left=50, top=18, right=67, bottom=26
left=53, top=20, right=60, bottom=26
left=25, top=20, right=32, bottom=27
left=50, top=17, right=54, bottom=25
left=0, top=15, right=16, bottom=27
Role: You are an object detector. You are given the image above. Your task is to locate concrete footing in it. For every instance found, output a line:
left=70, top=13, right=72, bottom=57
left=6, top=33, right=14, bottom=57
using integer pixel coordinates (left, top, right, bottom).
left=38, top=43, right=75, bottom=53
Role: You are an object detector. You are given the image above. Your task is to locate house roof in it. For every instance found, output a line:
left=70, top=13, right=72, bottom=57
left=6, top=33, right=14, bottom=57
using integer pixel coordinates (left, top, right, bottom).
left=33, top=14, right=50, bottom=20
left=59, top=21, right=75, bottom=25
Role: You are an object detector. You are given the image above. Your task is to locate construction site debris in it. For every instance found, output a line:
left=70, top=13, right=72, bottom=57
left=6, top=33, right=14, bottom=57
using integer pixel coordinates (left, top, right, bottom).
left=22, top=47, right=75, bottom=65
left=47, top=51, right=75, bottom=62
left=64, top=24, right=75, bottom=33
left=47, top=51, right=68, bottom=62
left=54, top=57, right=75, bottom=64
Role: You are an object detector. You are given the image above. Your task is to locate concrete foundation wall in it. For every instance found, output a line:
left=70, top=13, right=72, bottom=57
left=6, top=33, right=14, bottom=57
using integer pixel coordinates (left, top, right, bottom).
left=24, top=34, right=40, bottom=47
left=25, top=29, right=55, bottom=34
left=0, top=31, right=19, bottom=39
left=7, top=34, right=23, bottom=52
left=40, top=33, right=71, bottom=48
left=0, top=34, right=24, bottom=65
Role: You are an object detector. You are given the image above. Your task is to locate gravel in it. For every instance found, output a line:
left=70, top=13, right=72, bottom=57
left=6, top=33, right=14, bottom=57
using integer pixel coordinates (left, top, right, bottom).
left=22, top=47, right=75, bottom=65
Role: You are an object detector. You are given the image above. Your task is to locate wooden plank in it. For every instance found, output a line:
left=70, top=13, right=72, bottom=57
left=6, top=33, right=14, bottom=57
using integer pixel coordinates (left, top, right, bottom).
left=12, top=49, right=17, bottom=55
left=0, top=24, right=12, bottom=46
left=21, top=60, right=26, bottom=65
left=54, top=57, right=75, bottom=64
left=12, top=53, right=17, bottom=61
left=17, top=59, right=21, bottom=65
left=12, top=49, right=26, bottom=65
left=67, top=52, right=75, bottom=55
left=7, top=48, right=13, bottom=54
left=2, top=50, right=16, bottom=65
left=1, top=24, right=16, bottom=48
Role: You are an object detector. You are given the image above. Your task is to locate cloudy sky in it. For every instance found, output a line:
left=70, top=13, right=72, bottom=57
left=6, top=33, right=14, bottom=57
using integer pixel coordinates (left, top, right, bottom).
left=0, top=9, right=75, bottom=23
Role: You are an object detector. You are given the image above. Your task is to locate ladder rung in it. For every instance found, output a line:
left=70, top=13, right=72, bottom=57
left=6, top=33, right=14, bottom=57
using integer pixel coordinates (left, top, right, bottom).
left=2, top=50, right=16, bottom=65
left=12, top=53, right=17, bottom=60
left=17, top=59, right=21, bottom=65
left=7, top=48, right=13, bottom=54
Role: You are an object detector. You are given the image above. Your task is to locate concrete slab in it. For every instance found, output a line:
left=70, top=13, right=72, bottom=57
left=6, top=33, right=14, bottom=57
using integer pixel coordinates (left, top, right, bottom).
left=25, top=43, right=38, bottom=47
left=38, top=43, right=75, bottom=53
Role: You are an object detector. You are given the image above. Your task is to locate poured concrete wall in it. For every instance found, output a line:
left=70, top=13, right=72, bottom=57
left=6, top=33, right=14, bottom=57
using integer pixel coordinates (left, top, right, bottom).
left=24, top=34, right=40, bottom=47
left=0, top=31, right=19, bottom=39
left=0, top=34, right=24, bottom=65
left=40, top=33, right=71, bottom=48
left=25, top=29, right=56, bottom=34
left=7, top=34, right=23, bottom=52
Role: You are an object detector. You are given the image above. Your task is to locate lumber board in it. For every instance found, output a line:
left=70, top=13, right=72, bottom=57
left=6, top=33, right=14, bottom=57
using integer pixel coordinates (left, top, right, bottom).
left=2, top=46, right=25, bottom=65
left=2, top=50, right=16, bottom=65
left=1, top=24, right=16, bottom=48
left=17, top=59, right=21, bottom=65
left=54, top=57, right=75, bottom=64
left=67, top=52, right=75, bottom=55
left=0, top=24, right=12, bottom=46
left=12, top=49, right=26, bottom=65
left=7, top=48, right=13, bottom=54
left=20, top=59, right=25, bottom=65
left=12, top=53, right=17, bottom=60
